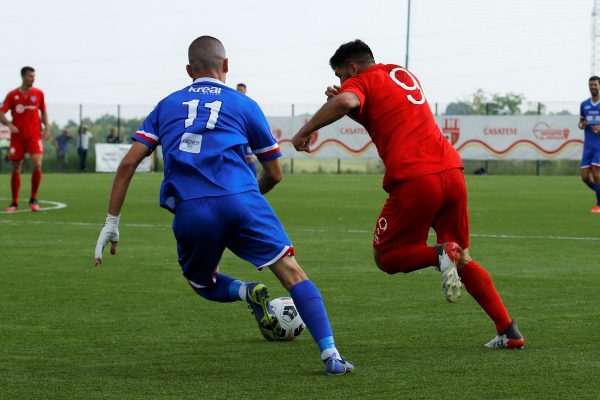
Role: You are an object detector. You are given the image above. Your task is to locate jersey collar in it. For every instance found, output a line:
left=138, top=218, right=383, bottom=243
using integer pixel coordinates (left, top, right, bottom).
left=192, top=77, right=224, bottom=85
left=591, top=97, right=600, bottom=107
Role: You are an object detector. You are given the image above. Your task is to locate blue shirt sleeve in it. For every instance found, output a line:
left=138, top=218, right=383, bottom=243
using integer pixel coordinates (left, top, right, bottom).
left=132, top=105, right=160, bottom=150
left=245, top=101, right=281, bottom=162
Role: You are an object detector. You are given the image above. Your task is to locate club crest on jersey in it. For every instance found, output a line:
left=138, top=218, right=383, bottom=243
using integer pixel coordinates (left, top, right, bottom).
left=188, top=86, right=221, bottom=95
left=31, top=96, right=37, bottom=102
left=179, top=132, right=202, bottom=153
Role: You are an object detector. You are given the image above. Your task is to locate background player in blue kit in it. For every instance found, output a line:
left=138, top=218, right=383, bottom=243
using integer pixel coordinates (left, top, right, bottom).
left=93, top=35, right=353, bottom=375
left=578, top=75, right=600, bottom=213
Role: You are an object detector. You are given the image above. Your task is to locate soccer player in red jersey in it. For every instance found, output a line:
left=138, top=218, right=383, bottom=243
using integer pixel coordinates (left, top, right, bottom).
left=0, top=66, right=50, bottom=212
left=292, top=40, right=525, bottom=349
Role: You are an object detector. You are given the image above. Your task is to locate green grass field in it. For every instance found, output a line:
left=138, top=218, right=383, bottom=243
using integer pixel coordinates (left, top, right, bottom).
left=1, top=173, right=599, bottom=400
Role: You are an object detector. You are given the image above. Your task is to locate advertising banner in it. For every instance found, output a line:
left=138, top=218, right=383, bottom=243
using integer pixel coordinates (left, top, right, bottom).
left=267, top=115, right=583, bottom=160
left=436, top=116, right=582, bottom=160
left=95, top=144, right=152, bottom=172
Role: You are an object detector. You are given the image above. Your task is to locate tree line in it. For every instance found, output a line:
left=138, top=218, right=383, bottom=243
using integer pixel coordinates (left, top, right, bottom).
left=444, top=89, right=572, bottom=116
left=48, top=114, right=145, bottom=142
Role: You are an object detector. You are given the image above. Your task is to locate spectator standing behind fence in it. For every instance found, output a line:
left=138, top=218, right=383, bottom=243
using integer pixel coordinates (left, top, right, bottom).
left=77, top=125, right=93, bottom=172
left=0, top=66, right=50, bottom=212
left=106, top=128, right=120, bottom=144
left=578, top=75, right=600, bottom=213
left=236, top=83, right=258, bottom=176
left=54, top=128, right=73, bottom=172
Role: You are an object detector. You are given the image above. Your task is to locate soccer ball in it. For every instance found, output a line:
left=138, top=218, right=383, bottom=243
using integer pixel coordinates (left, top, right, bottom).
left=269, top=297, right=305, bottom=341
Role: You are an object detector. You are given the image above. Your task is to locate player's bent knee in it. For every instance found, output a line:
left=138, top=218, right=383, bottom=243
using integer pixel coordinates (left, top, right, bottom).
left=269, top=255, right=308, bottom=290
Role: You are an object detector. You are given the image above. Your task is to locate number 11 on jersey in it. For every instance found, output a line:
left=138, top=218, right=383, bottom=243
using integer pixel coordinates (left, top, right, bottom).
left=182, top=99, right=223, bottom=130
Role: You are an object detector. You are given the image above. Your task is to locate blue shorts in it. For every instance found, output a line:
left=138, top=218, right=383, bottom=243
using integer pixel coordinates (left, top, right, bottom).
left=581, top=144, right=600, bottom=168
left=172, top=190, right=293, bottom=286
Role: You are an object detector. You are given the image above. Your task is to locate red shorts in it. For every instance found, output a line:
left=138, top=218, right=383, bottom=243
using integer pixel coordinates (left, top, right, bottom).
left=8, top=134, right=44, bottom=160
left=373, top=168, right=470, bottom=252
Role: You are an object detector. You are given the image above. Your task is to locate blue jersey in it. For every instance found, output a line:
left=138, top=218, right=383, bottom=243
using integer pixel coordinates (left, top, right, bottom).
left=580, top=98, right=600, bottom=148
left=132, top=77, right=281, bottom=212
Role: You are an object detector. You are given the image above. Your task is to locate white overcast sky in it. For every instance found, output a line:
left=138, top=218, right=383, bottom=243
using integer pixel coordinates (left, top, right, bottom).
left=0, top=0, right=596, bottom=120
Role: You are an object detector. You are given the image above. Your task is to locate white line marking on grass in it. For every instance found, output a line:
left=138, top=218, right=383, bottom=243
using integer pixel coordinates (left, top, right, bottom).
left=0, top=219, right=161, bottom=228
left=0, top=199, right=67, bottom=214
left=291, top=227, right=600, bottom=242
left=0, top=218, right=598, bottom=242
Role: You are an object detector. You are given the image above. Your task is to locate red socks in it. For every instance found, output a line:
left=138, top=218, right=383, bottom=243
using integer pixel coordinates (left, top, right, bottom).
left=9, top=170, right=42, bottom=204
left=31, top=170, right=42, bottom=200
left=11, top=171, right=21, bottom=203
left=459, top=260, right=512, bottom=333
left=379, top=245, right=438, bottom=274
left=379, top=247, right=513, bottom=334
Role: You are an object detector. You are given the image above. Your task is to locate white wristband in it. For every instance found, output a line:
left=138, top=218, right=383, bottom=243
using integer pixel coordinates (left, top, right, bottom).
left=105, top=213, right=120, bottom=224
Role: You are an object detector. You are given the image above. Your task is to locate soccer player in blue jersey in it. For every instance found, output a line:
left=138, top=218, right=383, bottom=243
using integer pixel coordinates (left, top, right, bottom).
left=579, top=75, right=600, bottom=213
left=93, top=35, right=353, bottom=375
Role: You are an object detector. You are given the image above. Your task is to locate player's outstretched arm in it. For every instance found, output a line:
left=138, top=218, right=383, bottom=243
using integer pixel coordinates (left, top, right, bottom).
left=94, top=142, right=150, bottom=266
left=292, top=92, right=360, bottom=152
left=258, top=158, right=282, bottom=195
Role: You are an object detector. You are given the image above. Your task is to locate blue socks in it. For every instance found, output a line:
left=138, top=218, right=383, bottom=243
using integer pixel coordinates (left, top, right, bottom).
left=191, top=273, right=243, bottom=303
left=593, top=184, right=600, bottom=205
left=290, top=280, right=339, bottom=360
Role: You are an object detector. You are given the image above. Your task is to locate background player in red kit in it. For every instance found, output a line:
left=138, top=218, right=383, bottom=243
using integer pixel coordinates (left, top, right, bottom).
left=292, top=40, right=525, bottom=349
left=0, top=66, right=50, bottom=212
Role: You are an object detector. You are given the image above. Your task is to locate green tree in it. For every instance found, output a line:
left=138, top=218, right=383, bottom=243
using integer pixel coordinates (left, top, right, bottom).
left=471, top=88, right=488, bottom=115
left=524, top=102, right=546, bottom=115
left=445, top=89, right=526, bottom=115
left=444, top=101, right=474, bottom=115
left=551, top=110, right=573, bottom=116
left=490, top=92, right=525, bottom=115
left=54, top=114, right=145, bottom=143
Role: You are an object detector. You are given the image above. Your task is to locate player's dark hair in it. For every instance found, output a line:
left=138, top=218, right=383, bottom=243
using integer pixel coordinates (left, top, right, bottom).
left=590, top=75, right=600, bottom=83
left=20, top=66, right=35, bottom=76
left=329, top=40, right=375, bottom=69
left=236, top=83, right=246, bottom=89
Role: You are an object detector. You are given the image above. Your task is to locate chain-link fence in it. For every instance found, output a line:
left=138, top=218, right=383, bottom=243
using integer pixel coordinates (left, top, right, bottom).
left=0, top=102, right=584, bottom=175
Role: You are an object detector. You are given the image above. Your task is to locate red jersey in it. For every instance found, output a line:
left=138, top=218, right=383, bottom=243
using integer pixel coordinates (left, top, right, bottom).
left=341, top=64, right=463, bottom=192
left=1, top=87, right=46, bottom=137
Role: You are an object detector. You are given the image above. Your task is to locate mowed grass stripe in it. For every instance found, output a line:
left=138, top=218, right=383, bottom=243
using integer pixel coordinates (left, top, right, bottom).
left=1, top=173, right=599, bottom=400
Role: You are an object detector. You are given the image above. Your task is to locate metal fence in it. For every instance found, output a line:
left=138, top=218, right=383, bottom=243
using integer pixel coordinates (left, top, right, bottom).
left=0, top=101, right=584, bottom=175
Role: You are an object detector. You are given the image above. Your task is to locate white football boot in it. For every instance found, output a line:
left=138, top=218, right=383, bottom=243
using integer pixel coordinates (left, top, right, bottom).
left=436, top=242, right=462, bottom=303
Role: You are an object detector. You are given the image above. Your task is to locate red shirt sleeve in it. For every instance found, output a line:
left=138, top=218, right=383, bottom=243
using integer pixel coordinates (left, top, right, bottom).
left=38, top=90, right=46, bottom=112
left=340, top=77, right=367, bottom=114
